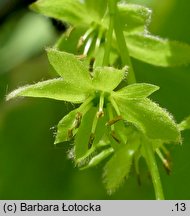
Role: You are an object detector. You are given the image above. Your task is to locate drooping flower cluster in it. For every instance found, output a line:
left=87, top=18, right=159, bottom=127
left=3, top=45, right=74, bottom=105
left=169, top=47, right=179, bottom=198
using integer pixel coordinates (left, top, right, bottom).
left=31, top=0, right=190, bottom=68
left=7, top=49, right=180, bottom=193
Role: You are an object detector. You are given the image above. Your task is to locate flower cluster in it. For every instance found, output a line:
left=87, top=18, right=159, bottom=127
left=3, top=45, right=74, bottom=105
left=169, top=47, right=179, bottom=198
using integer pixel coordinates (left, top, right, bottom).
left=7, top=49, right=180, bottom=193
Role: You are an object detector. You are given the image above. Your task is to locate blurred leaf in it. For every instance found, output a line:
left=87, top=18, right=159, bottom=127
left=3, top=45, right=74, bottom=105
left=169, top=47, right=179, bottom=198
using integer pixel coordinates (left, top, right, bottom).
left=179, top=116, right=190, bottom=131
left=6, top=78, right=88, bottom=103
left=85, top=0, right=108, bottom=18
left=114, top=97, right=181, bottom=142
left=0, top=12, right=55, bottom=73
left=114, top=83, right=159, bottom=99
left=30, top=0, right=92, bottom=26
left=47, top=48, right=93, bottom=90
left=92, top=67, right=126, bottom=91
left=126, top=33, right=190, bottom=67
left=118, top=3, right=152, bottom=33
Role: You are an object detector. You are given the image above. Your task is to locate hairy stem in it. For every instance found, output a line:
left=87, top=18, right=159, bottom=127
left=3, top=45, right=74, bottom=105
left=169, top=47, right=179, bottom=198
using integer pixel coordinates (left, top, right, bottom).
left=113, top=6, right=136, bottom=84
left=103, top=0, right=117, bottom=66
left=143, top=141, right=165, bottom=200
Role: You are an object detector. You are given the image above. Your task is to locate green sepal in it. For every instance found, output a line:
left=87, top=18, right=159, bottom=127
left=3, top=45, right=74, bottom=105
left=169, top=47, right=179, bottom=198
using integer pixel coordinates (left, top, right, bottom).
left=114, top=83, right=159, bottom=99
left=126, top=33, right=190, bottom=67
left=6, top=78, right=88, bottom=103
left=114, top=97, right=181, bottom=142
left=30, top=0, right=92, bottom=26
left=92, top=66, right=127, bottom=92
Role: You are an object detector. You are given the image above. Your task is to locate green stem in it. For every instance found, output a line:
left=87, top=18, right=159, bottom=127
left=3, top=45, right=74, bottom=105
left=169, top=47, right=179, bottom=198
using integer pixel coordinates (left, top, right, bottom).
left=113, top=7, right=136, bottom=84
left=143, top=141, right=165, bottom=200
left=103, top=0, right=117, bottom=66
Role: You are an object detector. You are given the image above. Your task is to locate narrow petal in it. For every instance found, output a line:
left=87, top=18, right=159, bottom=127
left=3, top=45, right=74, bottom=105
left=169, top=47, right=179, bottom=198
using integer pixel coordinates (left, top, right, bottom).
left=114, top=97, right=181, bottom=142
left=126, top=33, right=190, bottom=67
left=178, top=116, right=190, bottom=131
left=92, top=66, right=127, bottom=92
left=114, top=83, right=159, bottom=99
left=118, top=3, right=152, bottom=33
left=30, top=0, right=91, bottom=26
left=47, top=48, right=93, bottom=90
left=7, top=78, right=89, bottom=103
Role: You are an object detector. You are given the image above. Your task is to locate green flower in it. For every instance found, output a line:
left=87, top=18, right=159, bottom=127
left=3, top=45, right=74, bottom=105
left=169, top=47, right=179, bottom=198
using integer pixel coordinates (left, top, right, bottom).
left=30, top=0, right=190, bottom=67
left=7, top=48, right=180, bottom=193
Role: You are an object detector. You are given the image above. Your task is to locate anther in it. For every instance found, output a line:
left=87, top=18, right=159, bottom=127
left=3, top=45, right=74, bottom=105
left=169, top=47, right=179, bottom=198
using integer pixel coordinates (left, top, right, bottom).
left=106, top=115, right=123, bottom=126
left=163, top=159, right=171, bottom=175
left=97, top=93, right=104, bottom=118
left=156, top=149, right=171, bottom=175
left=67, top=128, right=73, bottom=139
left=97, top=108, right=104, bottom=118
left=73, top=112, right=82, bottom=129
left=89, top=57, right=95, bottom=72
left=111, top=130, right=120, bottom=144
left=88, top=133, right=95, bottom=149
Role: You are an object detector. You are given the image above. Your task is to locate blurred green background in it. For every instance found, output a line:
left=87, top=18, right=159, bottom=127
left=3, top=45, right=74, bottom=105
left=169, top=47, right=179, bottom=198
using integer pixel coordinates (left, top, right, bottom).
left=0, top=0, right=190, bottom=199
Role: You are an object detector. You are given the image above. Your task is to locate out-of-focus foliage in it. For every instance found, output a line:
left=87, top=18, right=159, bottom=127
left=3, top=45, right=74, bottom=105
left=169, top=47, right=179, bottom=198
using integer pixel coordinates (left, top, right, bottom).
left=0, top=12, right=56, bottom=73
left=30, top=0, right=190, bottom=68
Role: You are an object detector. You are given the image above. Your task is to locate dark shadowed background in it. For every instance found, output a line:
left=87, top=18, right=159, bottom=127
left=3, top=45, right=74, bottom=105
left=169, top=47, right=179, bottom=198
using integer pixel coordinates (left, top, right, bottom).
left=0, top=0, right=190, bottom=199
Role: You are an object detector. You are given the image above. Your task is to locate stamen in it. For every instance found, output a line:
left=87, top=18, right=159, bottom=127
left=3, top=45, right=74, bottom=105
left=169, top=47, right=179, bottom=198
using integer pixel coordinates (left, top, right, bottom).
left=84, top=37, right=93, bottom=55
left=95, top=29, right=103, bottom=53
left=88, top=93, right=105, bottom=149
left=160, top=145, right=171, bottom=160
left=67, top=96, right=94, bottom=140
left=156, top=149, right=171, bottom=175
left=76, top=54, right=86, bottom=60
left=78, top=95, right=94, bottom=112
left=67, top=128, right=73, bottom=139
left=107, top=104, right=121, bottom=144
left=110, top=130, right=120, bottom=144
left=89, top=57, right=95, bottom=72
left=92, top=114, right=99, bottom=135
left=106, top=115, right=123, bottom=126
left=77, top=27, right=95, bottom=49
left=134, top=151, right=141, bottom=186
left=73, top=112, right=82, bottom=129
left=88, top=133, right=95, bottom=149
left=97, top=93, right=104, bottom=118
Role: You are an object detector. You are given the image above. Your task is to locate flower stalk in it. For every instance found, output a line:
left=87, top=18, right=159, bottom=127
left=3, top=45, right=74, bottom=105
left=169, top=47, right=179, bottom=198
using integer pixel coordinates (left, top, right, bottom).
left=143, top=141, right=165, bottom=200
